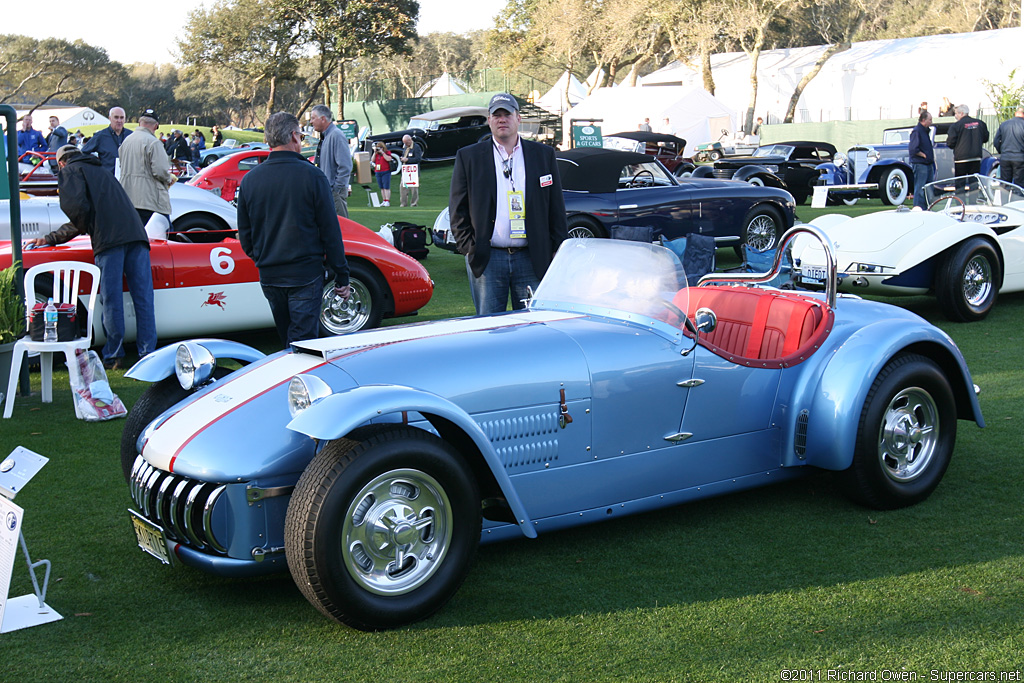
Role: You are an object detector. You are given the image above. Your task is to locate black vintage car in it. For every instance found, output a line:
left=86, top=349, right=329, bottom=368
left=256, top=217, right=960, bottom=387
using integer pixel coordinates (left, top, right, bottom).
left=365, top=106, right=492, bottom=166
left=558, top=148, right=796, bottom=250
left=702, top=141, right=838, bottom=205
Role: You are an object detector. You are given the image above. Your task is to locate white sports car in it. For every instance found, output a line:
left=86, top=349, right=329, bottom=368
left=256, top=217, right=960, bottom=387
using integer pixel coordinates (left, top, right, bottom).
left=1, top=182, right=238, bottom=242
left=793, top=175, right=1024, bottom=322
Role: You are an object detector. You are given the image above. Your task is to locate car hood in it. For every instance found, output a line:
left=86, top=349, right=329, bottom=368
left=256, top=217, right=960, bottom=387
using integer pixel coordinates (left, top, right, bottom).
left=141, top=311, right=593, bottom=481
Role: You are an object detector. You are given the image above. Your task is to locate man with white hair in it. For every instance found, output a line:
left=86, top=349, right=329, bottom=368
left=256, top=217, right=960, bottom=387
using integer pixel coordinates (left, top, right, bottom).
left=82, top=106, right=129, bottom=173
left=118, top=108, right=176, bottom=227
left=309, top=104, right=352, bottom=217
left=946, top=104, right=990, bottom=178
left=993, top=105, right=1024, bottom=188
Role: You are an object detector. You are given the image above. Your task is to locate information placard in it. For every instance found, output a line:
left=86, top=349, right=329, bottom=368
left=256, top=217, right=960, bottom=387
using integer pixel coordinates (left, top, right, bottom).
left=0, top=495, right=24, bottom=630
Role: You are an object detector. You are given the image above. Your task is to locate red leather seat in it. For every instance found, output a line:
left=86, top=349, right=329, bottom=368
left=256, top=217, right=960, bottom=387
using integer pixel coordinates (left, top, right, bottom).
left=679, top=286, right=832, bottom=368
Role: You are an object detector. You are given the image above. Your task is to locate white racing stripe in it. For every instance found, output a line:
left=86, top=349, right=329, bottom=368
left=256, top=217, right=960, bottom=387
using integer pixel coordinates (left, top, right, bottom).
left=293, top=310, right=583, bottom=358
left=143, top=352, right=325, bottom=472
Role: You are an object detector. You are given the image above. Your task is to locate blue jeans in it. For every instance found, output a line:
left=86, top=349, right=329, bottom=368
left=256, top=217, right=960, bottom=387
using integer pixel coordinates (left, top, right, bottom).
left=467, top=248, right=538, bottom=315
left=94, top=242, right=158, bottom=360
left=912, top=163, right=935, bottom=209
left=261, top=277, right=323, bottom=347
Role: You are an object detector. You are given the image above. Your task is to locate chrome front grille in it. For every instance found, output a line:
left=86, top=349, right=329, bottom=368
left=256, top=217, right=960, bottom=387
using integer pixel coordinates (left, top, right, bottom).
left=129, top=456, right=228, bottom=553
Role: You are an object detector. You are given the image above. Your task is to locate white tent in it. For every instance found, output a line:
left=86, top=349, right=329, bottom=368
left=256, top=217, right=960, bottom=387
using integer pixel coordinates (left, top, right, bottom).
left=640, top=27, right=1023, bottom=124
left=536, top=71, right=588, bottom=114
left=583, top=67, right=607, bottom=93
left=15, top=106, right=109, bottom=131
left=415, top=72, right=470, bottom=98
left=563, top=86, right=735, bottom=155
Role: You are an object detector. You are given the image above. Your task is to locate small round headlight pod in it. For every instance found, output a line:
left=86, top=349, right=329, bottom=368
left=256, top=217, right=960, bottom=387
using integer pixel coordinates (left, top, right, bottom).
left=866, top=149, right=880, bottom=164
left=287, top=375, right=333, bottom=418
left=175, top=342, right=217, bottom=390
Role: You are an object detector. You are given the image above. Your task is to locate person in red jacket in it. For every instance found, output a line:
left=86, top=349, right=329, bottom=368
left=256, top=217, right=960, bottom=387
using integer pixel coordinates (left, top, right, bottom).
left=372, top=142, right=392, bottom=207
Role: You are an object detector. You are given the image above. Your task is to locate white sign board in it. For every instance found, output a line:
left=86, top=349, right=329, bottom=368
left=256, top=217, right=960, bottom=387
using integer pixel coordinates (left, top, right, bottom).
left=402, top=164, right=420, bottom=188
left=0, top=495, right=23, bottom=629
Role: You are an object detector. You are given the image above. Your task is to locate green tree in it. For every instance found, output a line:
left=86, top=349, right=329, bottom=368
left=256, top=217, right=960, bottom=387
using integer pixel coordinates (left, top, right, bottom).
left=0, top=34, right=123, bottom=110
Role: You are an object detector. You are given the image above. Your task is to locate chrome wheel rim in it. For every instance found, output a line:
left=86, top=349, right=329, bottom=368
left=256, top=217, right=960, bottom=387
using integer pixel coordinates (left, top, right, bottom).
left=887, top=172, right=906, bottom=202
left=320, top=278, right=372, bottom=335
left=962, top=254, right=993, bottom=307
left=568, top=225, right=596, bottom=239
left=746, top=214, right=777, bottom=251
left=341, top=468, right=452, bottom=596
left=877, top=387, right=939, bottom=483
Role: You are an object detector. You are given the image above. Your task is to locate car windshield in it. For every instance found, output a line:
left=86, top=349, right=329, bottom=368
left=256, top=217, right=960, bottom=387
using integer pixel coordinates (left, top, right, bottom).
left=531, top=238, right=688, bottom=323
left=924, top=174, right=1024, bottom=207
left=754, top=145, right=794, bottom=158
left=618, top=160, right=675, bottom=187
left=409, top=118, right=442, bottom=130
left=603, top=137, right=643, bottom=154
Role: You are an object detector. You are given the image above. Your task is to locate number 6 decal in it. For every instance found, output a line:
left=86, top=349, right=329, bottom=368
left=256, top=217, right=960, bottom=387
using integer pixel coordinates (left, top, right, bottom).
left=211, top=247, right=235, bottom=275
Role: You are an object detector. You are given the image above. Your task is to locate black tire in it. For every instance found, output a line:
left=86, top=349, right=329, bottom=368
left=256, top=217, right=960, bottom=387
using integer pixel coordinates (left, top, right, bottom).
left=284, top=426, right=480, bottom=631
left=566, top=214, right=607, bottom=239
left=673, top=163, right=695, bottom=178
left=740, top=205, right=783, bottom=253
left=119, top=368, right=230, bottom=482
left=388, top=151, right=403, bottom=176
left=170, top=214, right=227, bottom=243
left=935, top=238, right=1001, bottom=322
left=879, top=167, right=909, bottom=205
left=690, top=165, right=714, bottom=179
left=319, top=261, right=385, bottom=336
left=709, top=150, right=722, bottom=161
left=838, top=353, right=956, bottom=510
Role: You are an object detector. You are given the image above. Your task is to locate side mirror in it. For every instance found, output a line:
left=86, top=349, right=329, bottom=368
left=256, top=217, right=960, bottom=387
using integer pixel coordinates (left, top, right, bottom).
left=694, top=307, right=717, bottom=334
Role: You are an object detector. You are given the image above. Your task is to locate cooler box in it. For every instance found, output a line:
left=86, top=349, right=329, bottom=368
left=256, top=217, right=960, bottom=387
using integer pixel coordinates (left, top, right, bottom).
left=353, top=152, right=372, bottom=184
left=29, top=303, right=79, bottom=341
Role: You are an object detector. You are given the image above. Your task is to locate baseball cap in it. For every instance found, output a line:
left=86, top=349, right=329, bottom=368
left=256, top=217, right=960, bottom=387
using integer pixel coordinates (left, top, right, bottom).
left=55, top=144, right=80, bottom=163
left=488, top=93, right=520, bottom=115
left=142, top=108, right=160, bottom=122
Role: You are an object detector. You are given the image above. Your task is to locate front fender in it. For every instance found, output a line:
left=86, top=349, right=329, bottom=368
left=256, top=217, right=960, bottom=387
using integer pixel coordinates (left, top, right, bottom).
left=893, top=224, right=1001, bottom=277
left=734, top=165, right=782, bottom=185
left=865, top=159, right=911, bottom=182
left=125, top=338, right=267, bottom=382
left=288, top=384, right=538, bottom=539
left=814, top=163, right=845, bottom=184
left=802, top=320, right=983, bottom=471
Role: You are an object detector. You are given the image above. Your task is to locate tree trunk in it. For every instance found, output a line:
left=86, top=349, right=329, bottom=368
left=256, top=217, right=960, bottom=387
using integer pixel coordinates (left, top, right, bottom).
left=744, top=46, right=760, bottom=134
left=337, top=63, right=346, bottom=119
left=783, top=42, right=851, bottom=124
left=266, top=75, right=278, bottom=121
left=701, top=46, right=714, bottom=95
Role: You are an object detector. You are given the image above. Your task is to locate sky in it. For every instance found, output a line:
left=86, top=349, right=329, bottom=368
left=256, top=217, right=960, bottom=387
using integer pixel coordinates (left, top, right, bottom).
left=16, top=0, right=507, bottom=66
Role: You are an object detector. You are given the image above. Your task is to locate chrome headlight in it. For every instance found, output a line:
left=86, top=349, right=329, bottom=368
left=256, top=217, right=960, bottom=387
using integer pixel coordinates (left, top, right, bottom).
left=287, top=375, right=333, bottom=418
left=834, top=152, right=847, bottom=168
left=866, top=149, right=880, bottom=164
left=175, top=342, right=216, bottom=390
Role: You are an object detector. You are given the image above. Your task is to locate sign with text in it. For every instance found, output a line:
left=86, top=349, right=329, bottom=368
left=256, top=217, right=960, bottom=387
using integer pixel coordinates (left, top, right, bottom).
left=572, top=124, right=603, bottom=148
left=0, top=495, right=24, bottom=629
left=338, top=120, right=358, bottom=141
left=402, top=164, right=420, bottom=188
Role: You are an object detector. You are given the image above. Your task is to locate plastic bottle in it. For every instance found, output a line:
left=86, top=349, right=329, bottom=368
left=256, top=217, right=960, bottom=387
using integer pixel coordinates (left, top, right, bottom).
left=44, top=297, right=58, bottom=342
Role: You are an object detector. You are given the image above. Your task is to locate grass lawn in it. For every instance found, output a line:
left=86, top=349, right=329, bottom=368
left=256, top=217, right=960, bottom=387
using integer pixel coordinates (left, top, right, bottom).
left=2, top=164, right=1023, bottom=681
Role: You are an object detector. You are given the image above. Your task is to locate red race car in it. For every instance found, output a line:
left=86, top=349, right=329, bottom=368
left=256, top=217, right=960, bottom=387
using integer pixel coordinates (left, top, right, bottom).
left=189, top=149, right=275, bottom=203
left=1, top=217, right=433, bottom=343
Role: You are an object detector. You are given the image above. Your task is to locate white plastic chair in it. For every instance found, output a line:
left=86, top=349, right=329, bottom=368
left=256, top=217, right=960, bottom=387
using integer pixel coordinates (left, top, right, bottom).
left=4, top=261, right=101, bottom=419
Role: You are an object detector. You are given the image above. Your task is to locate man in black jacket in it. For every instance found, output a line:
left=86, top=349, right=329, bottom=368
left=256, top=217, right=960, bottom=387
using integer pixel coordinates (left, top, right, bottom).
left=946, top=104, right=990, bottom=177
left=449, top=93, right=568, bottom=315
left=28, top=145, right=157, bottom=369
left=81, top=106, right=129, bottom=174
left=237, top=112, right=350, bottom=346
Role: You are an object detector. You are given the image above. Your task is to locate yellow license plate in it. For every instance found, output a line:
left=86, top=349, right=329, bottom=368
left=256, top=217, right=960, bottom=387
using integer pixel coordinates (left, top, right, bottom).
left=130, top=509, right=174, bottom=566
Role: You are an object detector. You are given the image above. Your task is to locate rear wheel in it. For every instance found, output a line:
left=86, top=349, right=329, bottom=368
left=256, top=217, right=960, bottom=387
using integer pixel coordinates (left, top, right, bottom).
left=838, top=354, right=956, bottom=509
left=879, top=167, right=909, bottom=205
left=284, top=426, right=480, bottom=631
left=935, top=238, right=1000, bottom=322
left=320, top=261, right=385, bottom=335
left=170, top=214, right=228, bottom=243
left=566, top=215, right=607, bottom=239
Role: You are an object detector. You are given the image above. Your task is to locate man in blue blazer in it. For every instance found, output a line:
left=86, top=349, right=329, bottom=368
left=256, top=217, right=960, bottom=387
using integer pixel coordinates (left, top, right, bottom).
left=449, top=93, right=568, bottom=314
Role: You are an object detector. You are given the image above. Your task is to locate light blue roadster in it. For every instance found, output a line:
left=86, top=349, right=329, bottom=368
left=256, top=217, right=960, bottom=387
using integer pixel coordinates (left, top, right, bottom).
left=123, top=229, right=983, bottom=630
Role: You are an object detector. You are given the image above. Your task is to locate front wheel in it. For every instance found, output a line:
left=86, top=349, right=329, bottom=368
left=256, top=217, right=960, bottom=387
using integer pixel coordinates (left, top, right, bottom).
left=935, top=238, right=1000, bottom=322
left=838, top=354, right=956, bottom=510
left=284, top=426, right=481, bottom=631
left=320, top=262, right=385, bottom=336
left=879, top=167, right=909, bottom=205
left=741, top=205, right=782, bottom=253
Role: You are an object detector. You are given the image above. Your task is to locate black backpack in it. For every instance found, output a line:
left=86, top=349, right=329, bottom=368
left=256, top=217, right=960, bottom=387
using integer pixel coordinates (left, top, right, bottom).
left=391, top=221, right=430, bottom=260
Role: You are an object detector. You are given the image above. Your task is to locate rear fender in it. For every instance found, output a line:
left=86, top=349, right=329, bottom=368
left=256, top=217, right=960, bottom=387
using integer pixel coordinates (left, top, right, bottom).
left=800, top=322, right=983, bottom=471
left=125, top=338, right=266, bottom=382
left=287, top=384, right=538, bottom=539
